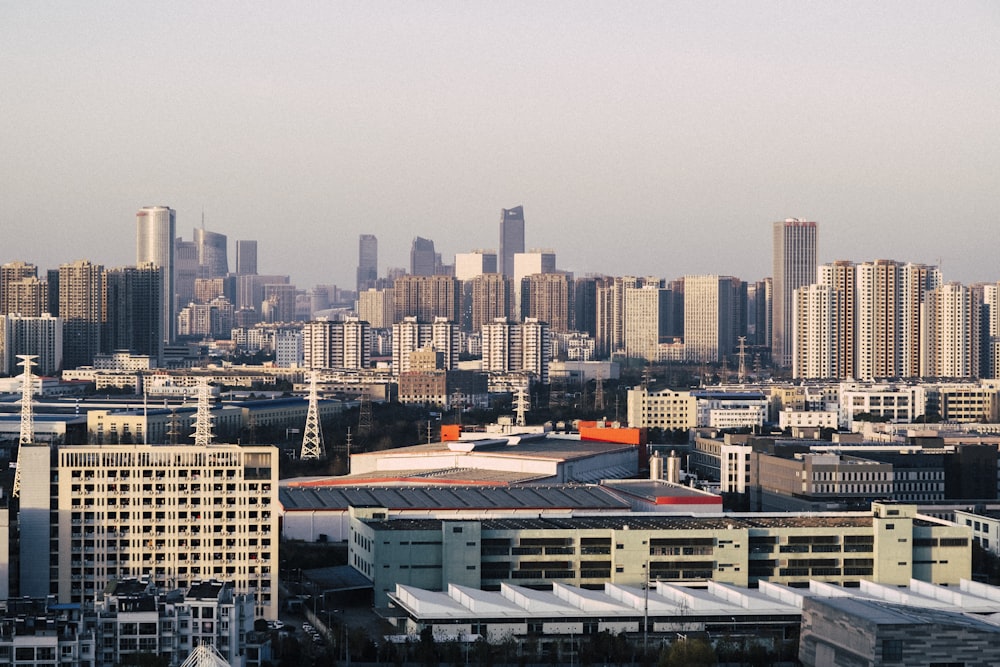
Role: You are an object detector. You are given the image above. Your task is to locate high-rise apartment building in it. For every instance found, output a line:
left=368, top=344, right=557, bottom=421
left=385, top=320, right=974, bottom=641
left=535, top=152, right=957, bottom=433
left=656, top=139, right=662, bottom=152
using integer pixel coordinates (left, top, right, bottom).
left=357, top=288, right=395, bottom=329
left=922, top=283, right=980, bottom=378
left=104, top=263, right=163, bottom=364
left=468, top=274, right=512, bottom=333
left=683, top=275, right=735, bottom=363
left=136, top=206, right=176, bottom=344
left=513, top=250, right=556, bottom=319
left=410, top=237, right=437, bottom=276
left=261, top=283, right=297, bottom=323
left=17, top=443, right=280, bottom=619
left=193, top=227, right=229, bottom=279
left=392, top=317, right=460, bottom=374
left=59, top=260, right=105, bottom=370
left=902, top=263, right=942, bottom=377
left=818, top=261, right=857, bottom=378
left=357, top=234, right=378, bottom=292
left=235, top=239, right=258, bottom=276
left=746, top=278, right=771, bottom=349
left=0, top=261, right=38, bottom=315
left=0, top=313, right=62, bottom=375
left=624, top=286, right=671, bottom=362
left=772, top=219, right=817, bottom=367
left=393, top=275, right=460, bottom=323
left=792, top=283, right=842, bottom=379
left=4, top=276, right=48, bottom=317
left=302, top=317, right=370, bottom=370
left=520, top=272, right=573, bottom=332
left=481, top=317, right=550, bottom=383
left=499, top=206, right=525, bottom=278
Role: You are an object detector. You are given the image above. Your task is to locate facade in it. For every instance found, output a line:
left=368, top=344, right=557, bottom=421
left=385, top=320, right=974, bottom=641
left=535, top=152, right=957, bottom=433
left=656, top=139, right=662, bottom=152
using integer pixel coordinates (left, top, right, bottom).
left=498, top=205, right=525, bottom=278
left=838, top=382, right=927, bottom=427
left=301, top=317, right=370, bottom=370
left=481, top=317, right=550, bottom=383
left=392, top=275, right=460, bottom=323
left=356, top=233, right=378, bottom=292
left=792, top=282, right=842, bottom=379
left=18, top=443, right=280, bottom=620
left=59, top=259, right=105, bottom=370
left=454, top=250, right=497, bottom=281
left=682, top=275, right=734, bottom=363
left=409, top=236, right=437, bottom=276
left=357, top=288, right=395, bottom=328
left=623, top=286, right=669, bottom=362
left=136, top=206, right=176, bottom=344
left=772, top=219, right=818, bottom=368
left=235, top=239, right=258, bottom=276
left=922, top=282, right=980, bottom=378
left=0, top=313, right=62, bottom=376
left=350, top=502, right=971, bottom=606
left=392, top=317, right=459, bottom=374
left=193, top=228, right=229, bottom=279
left=512, top=250, right=555, bottom=319
left=0, top=260, right=38, bottom=315
left=104, top=263, right=163, bottom=364
left=626, top=387, right=697, bottom=430
left=520, top=272, right=572, bottom=332
left=468, top=273, right=512, bottom=333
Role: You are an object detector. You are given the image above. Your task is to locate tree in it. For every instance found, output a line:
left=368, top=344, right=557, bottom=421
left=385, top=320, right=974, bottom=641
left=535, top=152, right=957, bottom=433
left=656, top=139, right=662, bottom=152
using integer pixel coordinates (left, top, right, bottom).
left=660, top=637, right=716, bottom=667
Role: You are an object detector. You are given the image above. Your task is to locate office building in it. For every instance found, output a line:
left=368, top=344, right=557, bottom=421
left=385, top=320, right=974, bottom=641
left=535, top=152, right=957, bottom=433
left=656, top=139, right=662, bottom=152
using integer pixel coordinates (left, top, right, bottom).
left=499, top=205, right=525, bottom=278
left=18, top=442, right=280, bottom=619
left=136, top=206, right=176, bottom=343
left=746, top=278, right=771, bottom=349
left=59, top=259, right=104, bottom=370
left=193, top=227, right=229, bottom=279
left=772, top=219, right=817, bottom=368
left=409, top=236, right=437, bottom=276
left=173, top=237, right=198, bottom=313
left=235, top=239, right=258, bottom=276
left=261, top=283, right=297, bottom=323
left=357, top=234, right=378, bottom=292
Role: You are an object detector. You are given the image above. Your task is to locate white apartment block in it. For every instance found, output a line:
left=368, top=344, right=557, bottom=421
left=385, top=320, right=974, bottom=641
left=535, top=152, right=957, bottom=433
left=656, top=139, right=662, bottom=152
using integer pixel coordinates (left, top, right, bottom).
left=356, top=287, right=395, bottom=329
left=921, top=282, right=980, bottom=379
left=481, top=318, right=550, bottom=384
left=18, top=444, right=280, bottom=620
left=623, top=286, right=667, bottom=362
left=682, top=275, right=734, bottom=363
left=792, top=283, right=841, bottom=379
left=302, top=317, right=370, bottom=370
left=0, top=313, right=62, bottom=376
left=392, top=317, right=459, bottom=375
left=838, top=382, right=927, bottom=428
left=779, top=409, right=839, bottom=430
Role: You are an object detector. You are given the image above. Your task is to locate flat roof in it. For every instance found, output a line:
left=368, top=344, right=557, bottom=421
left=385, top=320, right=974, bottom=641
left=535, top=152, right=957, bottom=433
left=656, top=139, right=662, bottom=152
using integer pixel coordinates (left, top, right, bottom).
left=601, top=479, right=719, bottom=500
left=362, top=513, right=875, bottom=532
left=280, top=484, right=630, bottom=512
left=350, top=435, right=635, bottom=464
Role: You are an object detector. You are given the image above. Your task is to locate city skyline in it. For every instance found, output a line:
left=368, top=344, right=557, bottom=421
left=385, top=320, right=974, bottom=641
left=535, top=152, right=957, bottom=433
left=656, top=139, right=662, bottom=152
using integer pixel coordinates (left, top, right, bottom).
left=2, top=3, right=998, bottom=290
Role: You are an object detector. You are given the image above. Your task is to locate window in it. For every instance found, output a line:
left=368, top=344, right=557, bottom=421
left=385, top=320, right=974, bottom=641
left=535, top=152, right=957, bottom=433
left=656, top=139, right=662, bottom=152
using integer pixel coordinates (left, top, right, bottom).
left=882, top=639, right=903, bottom=662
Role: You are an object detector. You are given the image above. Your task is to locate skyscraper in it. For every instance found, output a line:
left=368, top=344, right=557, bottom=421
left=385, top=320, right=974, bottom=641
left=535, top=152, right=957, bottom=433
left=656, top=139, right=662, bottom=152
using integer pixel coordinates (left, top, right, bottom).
left=499, top=205, right=525, bottom=277
left=136, top=206, right=176, bottom=343
left=235, top=239, right=258, bottom=275
left=357, top=234, right=378, bottom=292
left=683, top=275, right=735, bottom=363
left=772, top=219, right=818, bottom=367
left=193, top=227, right=229, bottom=278
left=0, top=260, right=38, bottom=315
left=410, top=236, right=437, bottom=276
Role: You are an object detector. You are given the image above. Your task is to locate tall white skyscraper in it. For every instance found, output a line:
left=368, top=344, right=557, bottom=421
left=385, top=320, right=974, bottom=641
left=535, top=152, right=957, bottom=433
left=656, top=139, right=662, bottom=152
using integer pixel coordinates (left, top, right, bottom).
left=772, top=219, right=817, bottom=368
left=136, top=206, right=176, bottom=343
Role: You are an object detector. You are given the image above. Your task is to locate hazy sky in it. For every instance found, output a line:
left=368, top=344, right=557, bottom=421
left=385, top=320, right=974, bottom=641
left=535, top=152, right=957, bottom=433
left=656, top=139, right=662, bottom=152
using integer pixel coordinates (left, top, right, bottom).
left=3, top=2, right=999, bottom=290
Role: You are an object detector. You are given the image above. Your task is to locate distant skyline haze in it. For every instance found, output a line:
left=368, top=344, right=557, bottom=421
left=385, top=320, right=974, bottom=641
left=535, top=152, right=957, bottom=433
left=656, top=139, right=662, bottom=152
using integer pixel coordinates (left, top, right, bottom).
left=2, top=2, right=998, bottom=289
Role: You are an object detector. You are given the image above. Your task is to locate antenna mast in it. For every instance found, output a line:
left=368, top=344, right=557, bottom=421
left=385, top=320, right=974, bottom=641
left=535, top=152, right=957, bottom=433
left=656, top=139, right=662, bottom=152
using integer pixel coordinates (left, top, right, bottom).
left=192, top=379, right=214, bottom=446
left=300, top=371, right=325, bottom=460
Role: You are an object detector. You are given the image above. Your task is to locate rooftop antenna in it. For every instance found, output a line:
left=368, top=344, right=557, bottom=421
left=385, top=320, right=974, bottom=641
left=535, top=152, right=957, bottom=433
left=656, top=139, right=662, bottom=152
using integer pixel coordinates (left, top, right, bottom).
left=192, top=378, right=214, bottom=446
left=300, top=371, right=325, bottom=460
left=12, top=354, right=38, bottom=498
